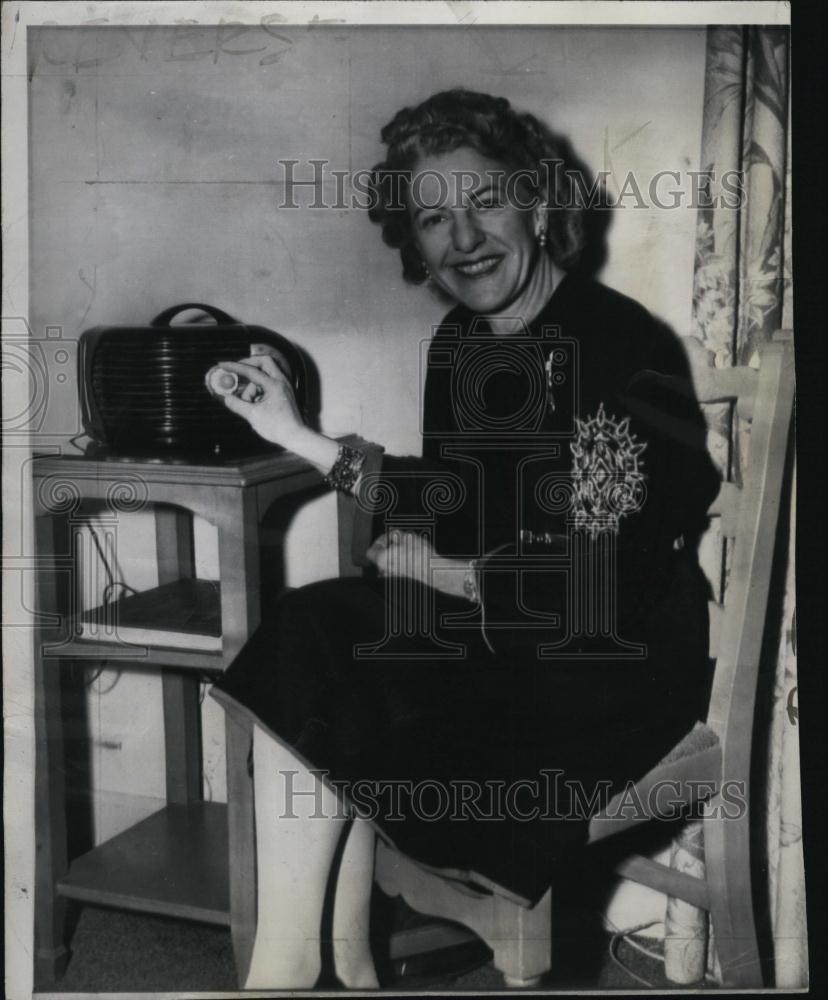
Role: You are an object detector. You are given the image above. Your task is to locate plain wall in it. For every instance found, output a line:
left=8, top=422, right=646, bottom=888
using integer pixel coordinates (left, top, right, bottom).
left=28, top=23, right=707, bottom=927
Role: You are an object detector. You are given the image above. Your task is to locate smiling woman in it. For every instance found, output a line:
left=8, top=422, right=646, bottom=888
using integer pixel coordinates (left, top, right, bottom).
left=369, top=90, right=585, bottom=283
left=409, top=147, right=562, bottom=318
left=210, top=88, right=720, bottom=989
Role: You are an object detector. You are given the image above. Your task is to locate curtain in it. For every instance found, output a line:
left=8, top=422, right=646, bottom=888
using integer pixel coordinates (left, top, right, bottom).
left=672, top=24, right=805, bottom=988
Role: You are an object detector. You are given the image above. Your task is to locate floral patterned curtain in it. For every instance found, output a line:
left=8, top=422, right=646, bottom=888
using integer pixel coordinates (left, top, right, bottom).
left=681, top=24, right=805, bottom=988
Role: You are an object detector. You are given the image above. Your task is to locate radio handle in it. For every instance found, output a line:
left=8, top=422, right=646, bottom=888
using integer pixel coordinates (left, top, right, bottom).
left=150, top=303, right=238, bottom=327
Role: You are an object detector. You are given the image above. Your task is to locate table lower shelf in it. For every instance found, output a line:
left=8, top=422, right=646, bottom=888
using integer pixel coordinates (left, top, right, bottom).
left=54, top=799, right=485, bottom=972
left=56, top=801, right=230, bottom=926
left=43, top=636, right=226, bottom=671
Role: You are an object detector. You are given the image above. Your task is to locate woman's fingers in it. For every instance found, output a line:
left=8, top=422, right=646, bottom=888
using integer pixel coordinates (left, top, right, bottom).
left=226, top=354, right=289, bottom=385
left=252, top=347, right=292, bottom=380
left=216, top=359, right=274, bottom=388
left=211, top=355, right=303, bottom=448
left=365, top=533, right=390, bottom=565
left=240, top=353, right=284, bottom=380
left=221, top=391, right=255, bottom=417
left=366, top=531, right=432, bottom=582
left=240, top=381, right=260, bottom=403
left=366, top=532, right=399, bottom=576
left=366, top=531, right=404, bottom=556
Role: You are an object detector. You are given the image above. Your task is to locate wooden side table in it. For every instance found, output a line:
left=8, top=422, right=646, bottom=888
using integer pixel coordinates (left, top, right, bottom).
left=32, top=442, right=366, bottom=988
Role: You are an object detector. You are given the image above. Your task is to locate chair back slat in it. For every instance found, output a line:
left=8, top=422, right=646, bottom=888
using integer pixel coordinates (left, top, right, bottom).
left=708, top=600, right=724, bottom=659
left=708, top=481, right=742, bottom=538
left=684, top=336, right=759, bottom=419
left=704, top=332, right=794, bottom=752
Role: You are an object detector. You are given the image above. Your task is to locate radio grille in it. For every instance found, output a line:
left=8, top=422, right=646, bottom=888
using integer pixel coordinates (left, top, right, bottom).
left=80, top=308, right=305, bottom=460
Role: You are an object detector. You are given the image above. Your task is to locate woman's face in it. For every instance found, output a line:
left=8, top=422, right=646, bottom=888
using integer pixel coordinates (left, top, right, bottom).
left=408, top=146, right=543, bottom=313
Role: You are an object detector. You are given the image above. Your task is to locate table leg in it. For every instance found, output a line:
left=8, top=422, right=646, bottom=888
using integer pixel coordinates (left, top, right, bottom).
left=211, top=489, right=261, bottom=984
left=160, top=487, right=261, bottom=985
left=154, top=505, right=195, bottom=583
left=212, top=488, right=261, bottom=663
left=337, top=489, right=367, bottom=578
left=162, top=672, right=202, bottom=804
left=154, top=506, right=203, bottom=804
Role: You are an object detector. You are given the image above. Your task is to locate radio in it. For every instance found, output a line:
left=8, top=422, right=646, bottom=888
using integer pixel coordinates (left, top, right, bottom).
left=78, top=303, right=306, bottom=460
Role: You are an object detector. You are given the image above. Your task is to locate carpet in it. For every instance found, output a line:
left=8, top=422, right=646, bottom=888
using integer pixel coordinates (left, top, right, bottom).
left=51, top=898, right=709, bottom=993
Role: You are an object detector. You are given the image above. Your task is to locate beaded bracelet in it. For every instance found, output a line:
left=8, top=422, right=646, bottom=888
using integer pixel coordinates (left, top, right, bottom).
left=323, top=444, right=367, bottom=494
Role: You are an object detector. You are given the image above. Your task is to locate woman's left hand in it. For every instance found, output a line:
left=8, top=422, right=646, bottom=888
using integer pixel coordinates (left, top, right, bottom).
left=366, top=530, right=436, bottom=586
left=366, top=530, right=472, bottom=601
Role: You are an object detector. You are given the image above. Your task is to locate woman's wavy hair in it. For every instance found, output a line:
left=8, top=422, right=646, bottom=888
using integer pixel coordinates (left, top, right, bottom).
left=368, top=89, right=588, bottom=285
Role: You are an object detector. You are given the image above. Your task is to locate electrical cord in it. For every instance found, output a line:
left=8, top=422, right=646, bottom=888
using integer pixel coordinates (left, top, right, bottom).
left=83, top=664, right=107, bottom=688
left=102, top=580, right=138, bottom=604
left=79, top=521, right=133, bottom=693
left=86, top=522, right=115, bottom=591
left=86, top=663, right=122, bottom=694
left=79, top=521, right=223, bottom=794
left=87, top=522, right=140, bottom=601
left=86, top=520, right=138, bottom=605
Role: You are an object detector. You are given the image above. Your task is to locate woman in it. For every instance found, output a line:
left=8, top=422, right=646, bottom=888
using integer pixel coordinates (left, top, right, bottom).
left=211, top=89, right=719, bottom=988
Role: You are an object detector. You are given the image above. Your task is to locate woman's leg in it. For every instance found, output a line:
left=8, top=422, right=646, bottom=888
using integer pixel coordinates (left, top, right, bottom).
left=245, top=724, right=350, bottom=989
left=331, top=817, right=380, bottom=988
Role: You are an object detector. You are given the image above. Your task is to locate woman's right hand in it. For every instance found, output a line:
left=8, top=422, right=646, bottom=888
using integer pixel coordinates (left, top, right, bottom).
left=217, top=355, right=342, bottom=474
left=217, top=355, right=306, bottom=449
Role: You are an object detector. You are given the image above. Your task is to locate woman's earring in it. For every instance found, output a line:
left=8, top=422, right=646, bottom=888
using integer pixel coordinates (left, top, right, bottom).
left=537, top=228, right=547, bottom=249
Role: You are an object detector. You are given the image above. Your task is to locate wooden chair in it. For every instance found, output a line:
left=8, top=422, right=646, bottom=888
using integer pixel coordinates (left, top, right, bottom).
left=370, top=330, right=795, bottom=988
left=221, top=330, right=794, bottom=989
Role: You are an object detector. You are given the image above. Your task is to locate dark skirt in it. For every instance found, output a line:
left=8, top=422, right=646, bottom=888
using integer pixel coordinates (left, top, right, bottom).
left=212, top=565, right=708, bottom=905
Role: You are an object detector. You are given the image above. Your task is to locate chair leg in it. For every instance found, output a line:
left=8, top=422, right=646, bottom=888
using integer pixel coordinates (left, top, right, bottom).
left=491, top=888, right=552, bottom=988
left=703, top=800, right=763, bottom=988
left=664, top=820, right=710, bottom=985
left=224, top=711, right=257, bottom=987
